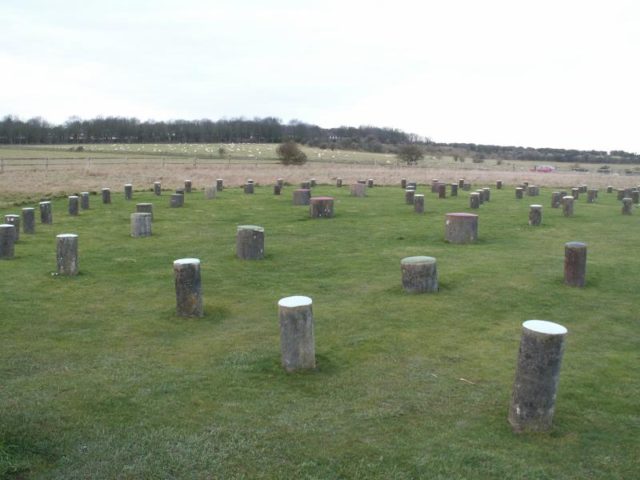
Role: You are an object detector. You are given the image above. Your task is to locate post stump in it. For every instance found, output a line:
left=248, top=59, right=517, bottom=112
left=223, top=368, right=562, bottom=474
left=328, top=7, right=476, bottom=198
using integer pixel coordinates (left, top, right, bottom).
left=515, top=188, right=524, bottom=199
left=0, top=224, right=16, bottom=258
left=587, top=189, right=597, bottom=203
left=184, top=180, right=192, bottom=193
left=508, top=320, right=567, bottom=433
left=124, top=184, right=133, bottom=200
left=101, top=188, right=111, bottom=204
left=551, top=192, right=561, bottom=208
left=529, top=205, right=542, bottom=226
left=400, top=178, right=407, bottom=189
left=205, top=186, right=217, bottom=199
left=154, top=181, right=162, bottom=195
left=445, top=213, right=478, bottom=244
left=273, top=184, right=282, bottom=195
left=216, top=179, right=224, bottom=191
left=136, top=203, right=153, bottom=220
left=310, top=197, right=334, bottom=218
left=131, top=213, right=152, bottom=237
left=236, top=225, right=264, bottom=260
left=56, top=233, right=78, bottom=275
left=173, top=258, right=203, bottom=317
left=483, top=188, right=491, bottom=202
left=622, top=198, right=633, bottom=215
left=450, top=183, right=458, bottom=197
left=4, top=215, right=20, bottom=242
left=564, top=241, right=586, bottom=287
left=496, top=180, right=503, bottom=189
left=438, top=183, right=446, bottom=199
left=470, top=192, right=480, bottom=209
left=414, top=194, right=425, bottom=213
left=293, top=189, right=311, bottom=205
left=279, top=296, right=315, bottom=372
left=170, top=193, right=184, bottom=208
left=405, top=189, right=415, bottom=205
left=562, top=196, right=574, bottom=217
left=68, top=196, right=79, bottom=216
left=39, top=201, right=52, bottom=224
left=244, top=183, right=254, bottom=194
left=22, top=208, right=35, bottom=234
left=350, top=183, right=366, bottom=197
left=80, top=192, right=90, bottom=210
left=401, top=256, right=438, bottom=293
left=336, top=178, right=343, bottom=188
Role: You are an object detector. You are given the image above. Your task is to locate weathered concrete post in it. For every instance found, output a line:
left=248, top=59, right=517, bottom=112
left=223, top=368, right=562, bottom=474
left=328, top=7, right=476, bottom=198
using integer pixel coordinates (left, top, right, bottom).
left=414, top=194, right=425, bottom=213
left=205, top=186, right=217, bottom=199
left=401, top=178, right=407, bottom=189
left=130, top=212, right=152, bottom=237
left=0, top=224, right=16, bottom=258
left=309, top=197, right=334, bottom=218
left=136, top=203, right=153, bottom=219
left=277, top=178, right=284, bottom=188
left=184, top=180, right=192, bottom=193
left=39, top=201, right=52, bottom=224
left=170, top=193, right=184, bottom=208
left=216, top=179, right=224, bottom=191
left=310, top=178, right=317, bottom=188
left=438, top=183, right=446, bottom=199
left=56, top=233, right=78, bottom=275
left=496, top=180, right=503, bottom=189
left=482, top=188, right=491, bottom=202
left=22, top=208, right=35, bottom=234
left=279, top=295, right=315, bottom=372
left=154, top=181, right=162, bottom=195
left=293, top=189, right=311, bottom=205
left=470, top=192, right=480, bottom=209
left=124, top=184, right=133, bottom=200
left=80, top=192, right=90, bottom=210
left=622, top=197, right=633, bottom=215
left=431, top=179, right=439, bottom=193
left=367, top=179, right=374, bottom=188
left=450, top=183, right=458, bottom=197
left=458, top=178, right=465, bottom=188
left=632, top=190, right=640, bottom=204
left=273, top=184, right=282, bottom=195
left=508, top=320, right=567, bottom=433
left=445, top=213, right=478, bottom=244
left=476, top=190, right=485, bottom=205
left=515, top=188, right=524, bottom=199
left=564, top=241, right=587, bottom=287
left=529, top=205, right=542, bottom=226
left=236, top=225, right=264, bottom=260
left=527, top=186, right=537, bottom=197
left=244, top=182, right=254, bottom=194
left=571, top=188, right=579, bottom=200
left=173, top=258, right=203, bottom=317
left=616, top=189, right=625, bottom=201
left=407, top=182, right=417, bottom=190
left=4, top=215, right=20, bottom=242
left=462, top=182, right=471, bottom=191
left=405, top=189, right=415, bottom=205
left=562, top=196, right=574, bottom=217
left=300, top=181, right=311, bottom=190
left=101, top=188, right=111, bottom=204
left=551, top=192, right=561, bottom=208
left=68, top=196, right=79, bottom=216
left=606, top=186, right=613, bottom=194
left=401, top=256, right=438, bottom=293
left=587, top=189, right=597, bottom=203
left=350, top=183, right=366, bottom=197
left=336, top=178, right=343, bottom=188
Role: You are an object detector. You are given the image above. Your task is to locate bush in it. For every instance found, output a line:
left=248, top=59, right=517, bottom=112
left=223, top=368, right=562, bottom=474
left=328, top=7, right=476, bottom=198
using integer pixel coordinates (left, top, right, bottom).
left=396, top=144, right=424, bottom=165
left=276, top=141, right=307, bottom=165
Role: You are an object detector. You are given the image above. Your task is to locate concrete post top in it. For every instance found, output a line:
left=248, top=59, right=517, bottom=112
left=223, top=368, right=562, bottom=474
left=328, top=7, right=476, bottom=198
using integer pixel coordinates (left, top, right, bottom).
left=530, top=204, right=542, bottom=208
left=39, top=201, right=51, bottom=205
left=237, top=225, right=264, bottom=232
left=278, top=295, right=312, bottom=308
left=4, top=214, right=20, bottom=219
left=446, top=212, right=478, bottom=218
left=0, top=224, right=15, bottom=228
left=565, top=241, right=587, bottom=248
left=310, top=196, right=334, bottom=201
left=68, top=195, right=79, bottom=199
left=137, top=202, right=153, bottom=206
left=56, top=233, right=78, bottom=239
left=413, top=194, right=424, bottom=198
left=523, top=320, right=567, bottom=335
left=101, top=188, right=110, bottom=191
left=21, top=207, right=35, bottom=212
left=174, top=258, right=200, bottom=266
left=401, top=256, right=436, bottom=265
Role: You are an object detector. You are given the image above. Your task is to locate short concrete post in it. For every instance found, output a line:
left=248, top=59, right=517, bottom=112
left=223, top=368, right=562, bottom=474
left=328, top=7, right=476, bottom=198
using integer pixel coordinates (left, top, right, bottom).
left=616, top=189, right=625, bottom=201
left=632, top=190, right=639, bottom=204
left=124, top=184, right=133, bottom=200
left=401, top=256, right=438, bottom=293
left=136, top=203, right=153, bottom=220
left=458, top=178, right=465, bottom=188
left=476, top=190, right=485, bottom=205
left=336, top=178, right=343, bottom=188
left=101, top=188, right=111, bottom=204
left=438, top=183, right=446, bottom=199
left=310, top=178, right=317, bottom=187
left=400, top=178, right=407, bottom=189
left=273, top=184, right=282, bottom=195
left=450, top=183, right=458, bottom=197
left=564, top=241, right=586, bottom=287
left=300, top=181, right=311, bottom=190
left=527, top=186, right=537, bottom=197
left=170, top=194, right=184, bottom=208
left=508, top=320, right=567, bottom=433
left=173, top=258, right=203, bottom=317
left=606, top=186, right=613, bottom=194
left=551, top=192, right=561, bottom=208
left=293, top=189, right=311, bottom=205
left=350, top=183, right=366, bottom=197
left=4, top=215, right=20, bottom=242
left=277, top=178, right=284, bottom=188
left=431, top=179, right=439, bottom=193
left=571, top=188, right=579, bottom=200
left=515, top=188, right=524, bottom=199
left=22, top=208, right=35, bottom=234
left=0, top=224, right=16, bottom=258
left=80, top=192, right=90, bottom=210
left=184, top=180, right=192, bottom=193
left=56, top=233, right=78, bottom=275
left=587, top=189, right=597, bottom=203
left=39, top=201, right=52, bottom=224
left=470, top=192, right=480, bottom=209
left=414, top=194, right=425, bottom=213
left=529, top=205, right=542, bottom=226
left=622, top=197, right=633, bottom=215
left=483, top=188, right=491, bottom=202
left=445, top=213, right=478, bottom=244
left=562, top=196, right=574, bottom=217
left=279, top=296, right=315, bottom=372
left=244, top=183, right=254, bottom=194
left=496, top=180, right=503, bottom=189
left=309, top=197, right=334, bottom=218
left=131, top=213, right=152, bottom=237
left=462, top=182, right=471, bottom=191
left=236, top=225, right=264, bottom=260
left=68, top=196, right=79, bottom=216
left=154, top=181, right=162, bottom=195
left=216, top=179, right=224, bottom=191
left=367, top=179, right=374, bottom=188
left=407, top=182, right=417, bottom=190
left=405, top=189, right=415, bottom=205
left=205, top=186, right=217, bottom=199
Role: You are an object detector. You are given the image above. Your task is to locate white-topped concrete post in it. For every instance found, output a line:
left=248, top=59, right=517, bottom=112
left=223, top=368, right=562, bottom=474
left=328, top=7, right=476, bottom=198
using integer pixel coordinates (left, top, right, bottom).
left=130, top=213, right=152, bottom=237
left=278, top=295, right=316, bottom=372
left=124, top=184, right=133, bottom=200
left=414, top=194, right=424, bottom=213
left=154, top=181, right=162, bottom=195
left=68, top=196, right=79, bottom=216
left=101, top=188, right=111, bottom=204
left=529, top=205, right=542, bottom=226
left=4, top=215, right=20, bottom=242
left=401, top=256, right=438, bottom=293
left=22, top=208, right=35, bottom=234
left=0, top=224, right=16, bottom=258
left=39, top=201, right=52, bottom=224
left=136, top=203, right=153, bottom=220
left=509, top=320, right=568, bottom=432
left=173, top=258, right=203, bottom=317
left=80, top=192, right=90, bottom=210
left=236, top=225, right=264, bottom=260
left=56, top=233, right=78, bottom=275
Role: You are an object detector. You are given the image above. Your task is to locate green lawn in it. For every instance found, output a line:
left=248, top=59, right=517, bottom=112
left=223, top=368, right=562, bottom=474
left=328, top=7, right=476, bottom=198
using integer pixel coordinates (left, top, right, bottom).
left=1, top=183, right=638, bottom=479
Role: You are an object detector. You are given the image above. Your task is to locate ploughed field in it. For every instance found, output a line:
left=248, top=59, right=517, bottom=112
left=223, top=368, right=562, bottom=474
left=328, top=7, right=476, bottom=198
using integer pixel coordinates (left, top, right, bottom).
left=1, top=180, right=638, bottom=479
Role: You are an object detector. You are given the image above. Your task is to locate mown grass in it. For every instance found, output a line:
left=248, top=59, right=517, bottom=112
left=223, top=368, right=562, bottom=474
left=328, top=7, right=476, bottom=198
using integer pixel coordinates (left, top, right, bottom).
left=1, top=183, right=638, bottom=479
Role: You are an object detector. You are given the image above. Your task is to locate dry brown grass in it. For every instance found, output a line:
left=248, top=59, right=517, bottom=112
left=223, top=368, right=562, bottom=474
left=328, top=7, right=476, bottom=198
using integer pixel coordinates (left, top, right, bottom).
left=0, top=162, right=637, bottom=203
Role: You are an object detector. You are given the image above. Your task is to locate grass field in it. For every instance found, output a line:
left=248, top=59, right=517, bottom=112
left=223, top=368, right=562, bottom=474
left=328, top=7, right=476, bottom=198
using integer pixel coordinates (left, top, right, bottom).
left=1, top=181, right=638, bottom=479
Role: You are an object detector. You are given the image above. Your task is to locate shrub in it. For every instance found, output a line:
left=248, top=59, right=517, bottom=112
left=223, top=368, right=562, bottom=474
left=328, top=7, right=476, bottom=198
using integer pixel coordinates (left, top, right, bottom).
left=276, top=141, right=307, bottom=165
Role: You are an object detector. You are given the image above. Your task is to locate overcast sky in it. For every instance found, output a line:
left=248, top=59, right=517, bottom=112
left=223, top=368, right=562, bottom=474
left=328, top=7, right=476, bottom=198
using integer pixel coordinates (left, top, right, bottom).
left=1, top=0, right=638, bottom=152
